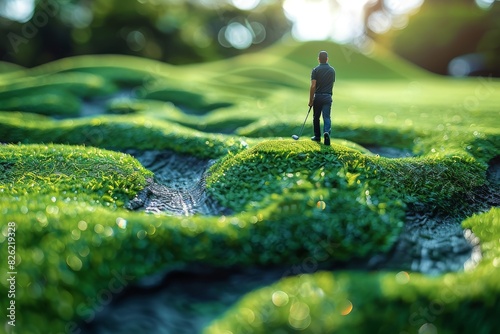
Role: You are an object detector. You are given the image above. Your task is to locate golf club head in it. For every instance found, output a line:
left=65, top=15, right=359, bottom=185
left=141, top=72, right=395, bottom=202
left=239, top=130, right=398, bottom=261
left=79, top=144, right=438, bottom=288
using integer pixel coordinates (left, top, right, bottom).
left=291, top=135, right=299, bottom=140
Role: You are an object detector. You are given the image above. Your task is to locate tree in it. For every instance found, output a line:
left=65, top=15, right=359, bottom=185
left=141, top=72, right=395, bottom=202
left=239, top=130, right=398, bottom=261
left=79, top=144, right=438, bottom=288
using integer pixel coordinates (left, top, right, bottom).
left=0, top=0, right=291, bottom=67
left=364, top=0, right=500, bottom=76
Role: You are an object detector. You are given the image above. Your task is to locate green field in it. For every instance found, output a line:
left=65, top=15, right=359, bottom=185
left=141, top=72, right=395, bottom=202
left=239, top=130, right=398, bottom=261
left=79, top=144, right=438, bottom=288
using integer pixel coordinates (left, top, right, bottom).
left=0, top=40, right=499, bottom=333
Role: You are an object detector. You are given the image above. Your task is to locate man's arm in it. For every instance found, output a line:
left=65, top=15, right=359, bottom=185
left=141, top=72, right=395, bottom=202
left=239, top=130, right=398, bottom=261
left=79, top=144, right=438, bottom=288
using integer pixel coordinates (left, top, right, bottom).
left=308, top=79, right=316, bottom=107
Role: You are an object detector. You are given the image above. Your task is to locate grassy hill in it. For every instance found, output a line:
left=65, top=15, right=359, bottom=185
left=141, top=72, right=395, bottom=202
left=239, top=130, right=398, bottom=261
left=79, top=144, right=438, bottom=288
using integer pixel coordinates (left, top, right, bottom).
left=0, top=39, right=499, bottom=333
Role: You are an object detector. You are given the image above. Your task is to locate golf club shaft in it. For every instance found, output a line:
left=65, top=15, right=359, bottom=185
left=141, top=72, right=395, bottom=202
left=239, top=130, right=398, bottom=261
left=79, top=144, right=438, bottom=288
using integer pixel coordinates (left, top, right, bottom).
left=298, top=106, right=312, bottom=137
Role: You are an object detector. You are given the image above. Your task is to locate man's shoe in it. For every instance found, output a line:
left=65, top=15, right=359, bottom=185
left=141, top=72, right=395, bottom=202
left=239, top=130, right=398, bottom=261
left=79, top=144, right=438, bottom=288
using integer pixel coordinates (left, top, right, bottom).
left=323, top=132, right=330, bottom=146
left=311, top=136, right=320, bottom=142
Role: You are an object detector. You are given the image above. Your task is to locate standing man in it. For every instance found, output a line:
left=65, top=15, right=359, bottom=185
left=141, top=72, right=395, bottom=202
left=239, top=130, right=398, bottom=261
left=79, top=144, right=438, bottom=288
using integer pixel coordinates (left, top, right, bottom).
left=309, top=50, right=335, bottom=146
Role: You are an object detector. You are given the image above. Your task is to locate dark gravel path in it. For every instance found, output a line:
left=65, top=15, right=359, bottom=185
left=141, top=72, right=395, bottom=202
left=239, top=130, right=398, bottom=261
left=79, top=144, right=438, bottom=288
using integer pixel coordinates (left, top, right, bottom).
left=125, top=150, right=229, bottom=216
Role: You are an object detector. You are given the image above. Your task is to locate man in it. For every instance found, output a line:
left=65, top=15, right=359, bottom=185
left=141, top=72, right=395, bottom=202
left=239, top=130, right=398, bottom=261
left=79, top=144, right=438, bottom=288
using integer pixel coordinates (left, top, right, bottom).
left=309, top=50, right=335, bottom=145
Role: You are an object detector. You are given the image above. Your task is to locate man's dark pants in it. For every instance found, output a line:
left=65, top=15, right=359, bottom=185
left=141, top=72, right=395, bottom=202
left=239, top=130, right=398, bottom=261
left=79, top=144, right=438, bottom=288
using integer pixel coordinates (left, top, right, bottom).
left=312, top=94, right=332, bottom=139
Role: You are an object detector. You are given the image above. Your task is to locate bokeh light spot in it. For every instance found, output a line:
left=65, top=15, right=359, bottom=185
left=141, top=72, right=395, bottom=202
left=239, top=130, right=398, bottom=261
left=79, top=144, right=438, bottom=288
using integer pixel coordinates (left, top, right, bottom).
left=340, top=299, right=353, bottom=315
left=395, top=271, right=410, bottom=284
left=116, top=217, right=127, bottom=229
left=289, top=301, right=310, bottom=320
left=71, top=229, right=81, bottom=241
left=137, top=230, right=147, bottom=239
left=224, top=22, right=253, bottom=49
left=288, top=301, right=311, bottom=330
left=61, top=4, right=93, bottom=28
left=127, top=30, right=146, bottom=52
left=448, top=58, right=471, bottom=77
left=66, top=255, right=83, bottom=271
left=368, top=11, right=392, bottom=34
left=46, top=205, right=59, bottom=215
left=272, top=290, right=289, bottom=307
left=419, top=323, right=438, bottom=334
left=94, top=224, right=104, bottom=234
left=249, top=21, right=266, bottom=44
left=78, top=220, right=88, bottom=231
left=384, top=0, right=424, bottom=15
left=32, top=248, right=45, bottom=265
left=239, top=307, right=256, bottom=324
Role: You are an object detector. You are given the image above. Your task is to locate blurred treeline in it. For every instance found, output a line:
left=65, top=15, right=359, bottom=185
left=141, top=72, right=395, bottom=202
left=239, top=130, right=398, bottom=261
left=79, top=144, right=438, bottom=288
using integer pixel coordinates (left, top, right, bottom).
left=369, top=0, right=500, bottom=76
left=0, top=0, right=499, bottom=76
left=0, top=0, right=291, bottom=66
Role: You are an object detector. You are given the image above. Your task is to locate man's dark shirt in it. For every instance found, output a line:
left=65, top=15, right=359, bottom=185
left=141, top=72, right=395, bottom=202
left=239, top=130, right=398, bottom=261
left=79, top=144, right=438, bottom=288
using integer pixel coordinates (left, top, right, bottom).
left=311, top=63, right=335, bottom=95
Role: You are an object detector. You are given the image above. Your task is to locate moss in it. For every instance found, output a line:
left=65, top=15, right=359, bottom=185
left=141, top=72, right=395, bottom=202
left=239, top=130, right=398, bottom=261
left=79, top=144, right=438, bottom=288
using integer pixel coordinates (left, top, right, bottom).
left=0, top=144, right=152, bottom=205
left=0, top=92, right=81, bottom=116
left=0, top=72, right=116, bottom=100
left=205, top=208, right=500, bottom=334
left=207, top=139, right=486, bottom=214
left=137, top=88, right=233, bottom=113
left=0, top=112, right=251, bottom=159
left=0, top=38, right=498, bottom=334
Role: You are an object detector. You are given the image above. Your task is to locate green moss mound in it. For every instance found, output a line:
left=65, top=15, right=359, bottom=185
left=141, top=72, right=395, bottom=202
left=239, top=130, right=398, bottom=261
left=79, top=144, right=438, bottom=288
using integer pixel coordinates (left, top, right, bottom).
left=205, top=208, right=500, bottom=334
left=208, top=139, right=486, bottom=214
left=0, top=112, right=251, bottom=159
left=0, top=144, right=152, bottom=205
left=0, top=39, right=499, bottom=333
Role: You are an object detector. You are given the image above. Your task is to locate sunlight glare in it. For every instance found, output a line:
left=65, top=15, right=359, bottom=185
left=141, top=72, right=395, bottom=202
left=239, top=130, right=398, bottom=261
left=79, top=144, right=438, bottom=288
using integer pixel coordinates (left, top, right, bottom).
left=0, top=0, right=35, bottom=23
left=368, top=10, right=392, bottom=34
left=231, top=0, right=261, bottom=11
left=284, top=0, right=375, bottom=43
left=283, top=0, right=336, bottom=41
left=384, top=0, right=424, bottom=15
left=283, top=0, right=425, bottom=43
left=475, top=0, right=495, bottom=10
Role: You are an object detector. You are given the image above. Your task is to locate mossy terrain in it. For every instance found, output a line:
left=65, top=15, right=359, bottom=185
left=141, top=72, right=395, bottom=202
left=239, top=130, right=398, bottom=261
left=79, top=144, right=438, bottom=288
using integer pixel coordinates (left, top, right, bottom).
left=207, top=209, right=500, bottom=334
left=0, top=40, right=499, bottom=333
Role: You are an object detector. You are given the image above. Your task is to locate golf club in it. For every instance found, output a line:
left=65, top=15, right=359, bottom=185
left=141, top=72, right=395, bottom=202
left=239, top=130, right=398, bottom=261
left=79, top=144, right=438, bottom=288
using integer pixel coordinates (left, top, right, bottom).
left=292, top=105, right=312, bottom=140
